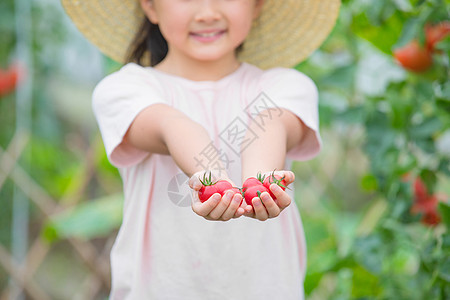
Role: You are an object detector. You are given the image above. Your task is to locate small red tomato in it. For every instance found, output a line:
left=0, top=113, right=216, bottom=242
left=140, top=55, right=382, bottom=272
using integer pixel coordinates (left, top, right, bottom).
left=224, top=187, right=242, bottom=196
left=242, top=177, right=263, bottom=191
left=244, top=185, right=269, bottom=206
left=393, top=40, right=433, bottom=72
left=214, top=180, right=233, bottom=195
left=198, top=172, right=220, bottom=203
left=425, top=21, right=450, bottom=51
left=198, top=185, right=218, bottom=203
left=0, top=65, right=20, bottom=97
left=413, top=176, right=429, bottom=203
left=263, top=174, right=287, bottom=199
left=411, top=195, right=441, bottom=226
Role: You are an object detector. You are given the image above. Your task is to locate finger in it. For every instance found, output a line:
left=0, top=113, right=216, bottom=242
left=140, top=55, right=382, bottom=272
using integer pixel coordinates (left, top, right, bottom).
left=252, top=197, right=269, bottom=221
left=233, top=207, right=245, bottom=219
left=283, top=171, right=295, bottom=185
left=221, top=192, right=243, bottom=221
left=192, top=192, right=221, bottom=217
left=270, top=184, right=291, bottom=210
left=208, top=191, right=233, bottom=220
left=243, top=204, right=255, bottom=218
left=189, top=171, right=205, bottom=191
left=260, top=192, right=281, bottom=218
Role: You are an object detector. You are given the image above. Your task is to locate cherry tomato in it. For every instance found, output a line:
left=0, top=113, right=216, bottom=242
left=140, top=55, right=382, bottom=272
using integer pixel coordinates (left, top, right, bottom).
left=263, top=173, right=287, bottom=199
left=242, top=177, right=263, bottom=191
left=425, top=21, right=450, bottom=51
left=213, top=180, right=233, bottom=195
left=0, top=65, right=20, bottom=97
left=198, top=173, right=238, bottom=203
left=244, top=185, right=269, bottom=206
left=413, top=176, right=428, bottom=203
left=409, top=176, right=444, bottom=227
left=411, top=195, right=441, bottom=226
left=198, top=185, right=219, bottom=203
left=393, top=40, right=433, bottom=73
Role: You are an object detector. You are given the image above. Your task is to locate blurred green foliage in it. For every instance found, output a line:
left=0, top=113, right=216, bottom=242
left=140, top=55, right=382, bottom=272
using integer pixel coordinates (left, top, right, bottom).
left=296, top=0, right=450, bottom=299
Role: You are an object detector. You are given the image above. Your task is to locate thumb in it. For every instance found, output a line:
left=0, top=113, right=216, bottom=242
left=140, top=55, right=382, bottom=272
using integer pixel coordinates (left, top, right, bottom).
left=189, top=171, right=205, bottom=191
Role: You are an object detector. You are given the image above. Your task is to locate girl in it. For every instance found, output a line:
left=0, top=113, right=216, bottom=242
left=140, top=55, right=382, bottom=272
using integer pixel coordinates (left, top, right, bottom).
left=62, top=0, right=340, bottom=299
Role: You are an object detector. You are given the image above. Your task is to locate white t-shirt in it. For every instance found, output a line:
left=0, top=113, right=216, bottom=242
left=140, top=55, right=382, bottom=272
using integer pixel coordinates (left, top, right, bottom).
left=92, top=62, right=321, bottom=300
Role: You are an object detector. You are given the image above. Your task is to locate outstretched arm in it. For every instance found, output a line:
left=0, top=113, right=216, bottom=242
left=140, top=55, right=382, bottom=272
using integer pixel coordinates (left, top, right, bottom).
left=241, top=108, right=307, bottom=220
left=124, top=103, right=244, bottom=220
left=124, top=103, right=215, bottom=177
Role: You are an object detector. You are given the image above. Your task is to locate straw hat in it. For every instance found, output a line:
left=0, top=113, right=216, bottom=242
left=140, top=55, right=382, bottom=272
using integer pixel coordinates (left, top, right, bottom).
left=61, top=0, right=341, bottom=69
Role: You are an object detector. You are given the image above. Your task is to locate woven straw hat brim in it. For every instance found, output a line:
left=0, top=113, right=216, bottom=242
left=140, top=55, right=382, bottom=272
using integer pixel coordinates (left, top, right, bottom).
left=61, top=0, right=340, bottom=69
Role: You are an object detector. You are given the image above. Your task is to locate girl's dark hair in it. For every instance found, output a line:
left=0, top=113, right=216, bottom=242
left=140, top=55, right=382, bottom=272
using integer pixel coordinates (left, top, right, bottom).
left=126, top=17, right=168, bottom=67
left=126, top=17, right=245, bottom=67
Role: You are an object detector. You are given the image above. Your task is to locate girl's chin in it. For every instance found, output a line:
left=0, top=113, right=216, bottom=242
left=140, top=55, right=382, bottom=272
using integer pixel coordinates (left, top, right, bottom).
left=186, top=52, right=235, bottom=64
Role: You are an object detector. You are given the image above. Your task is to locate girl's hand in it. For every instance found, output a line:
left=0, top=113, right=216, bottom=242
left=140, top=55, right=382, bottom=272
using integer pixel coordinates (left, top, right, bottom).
left=243, top=170, right=295, bottom=221
left=189, top=171, right=245, bottom=221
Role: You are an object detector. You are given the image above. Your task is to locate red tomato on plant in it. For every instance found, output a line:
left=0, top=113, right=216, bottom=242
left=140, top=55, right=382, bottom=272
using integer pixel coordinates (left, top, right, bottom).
left=411, top=194, right=441, bottom=226
left=425, top=21, right=450, bottom=51
left=0, top=64, right=20, bottom=97
left=244, top=185, right=269, bottom=206
left=409, top=176, right=445, bottom=227
left=413, top=176, right=428, bottom=202
left=393, top=40, right=433, bottom=72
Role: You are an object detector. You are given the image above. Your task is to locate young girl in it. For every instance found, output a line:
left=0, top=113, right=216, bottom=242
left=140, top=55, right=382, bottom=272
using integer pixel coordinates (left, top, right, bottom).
left=62, top=0, right=340, bottom=299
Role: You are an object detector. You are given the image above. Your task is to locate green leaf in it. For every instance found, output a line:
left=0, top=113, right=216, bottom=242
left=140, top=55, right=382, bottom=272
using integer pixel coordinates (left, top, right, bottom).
left=42, top=194, right=123, bottom=242
left=438, top=202, right=450, bottom=229
left=361, top=174, right=378, bottom=192
left=435, top=36, right=450, bottom=52
left=394, top=17, right=423, bottom=48
left=351, top=10, right=405, bottom=54
left=304, top=272, right=323, bottom=295
left=419, top=169, right=437, bottom=195
left=411, top=117, right=442, bottom=138
left=351, top=264, right=383, bottom=298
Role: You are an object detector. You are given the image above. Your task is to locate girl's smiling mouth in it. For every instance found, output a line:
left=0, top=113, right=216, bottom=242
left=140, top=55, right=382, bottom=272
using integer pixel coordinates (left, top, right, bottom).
left=190, top=30, right=226, bottom=42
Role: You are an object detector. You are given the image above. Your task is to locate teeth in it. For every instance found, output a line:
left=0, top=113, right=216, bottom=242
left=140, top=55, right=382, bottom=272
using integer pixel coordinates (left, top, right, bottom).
left=197, top=32, right=220, bottom=37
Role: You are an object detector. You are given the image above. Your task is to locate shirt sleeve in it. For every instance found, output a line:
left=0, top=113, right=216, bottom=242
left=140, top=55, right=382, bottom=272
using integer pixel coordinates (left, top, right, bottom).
left=92, top=63, right=166, bottom=168
left=259, top=68, right=322, bottom=161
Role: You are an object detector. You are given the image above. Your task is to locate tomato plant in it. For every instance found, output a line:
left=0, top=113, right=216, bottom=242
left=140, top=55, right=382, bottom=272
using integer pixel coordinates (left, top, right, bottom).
left=393, top=21, right=450, bottom=73
left=297, top=0, right=450, bottom=298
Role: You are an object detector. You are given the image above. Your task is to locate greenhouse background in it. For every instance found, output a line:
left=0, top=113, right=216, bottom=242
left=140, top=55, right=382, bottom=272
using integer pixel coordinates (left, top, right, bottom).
left=1, top=0, right=449, bottom=299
